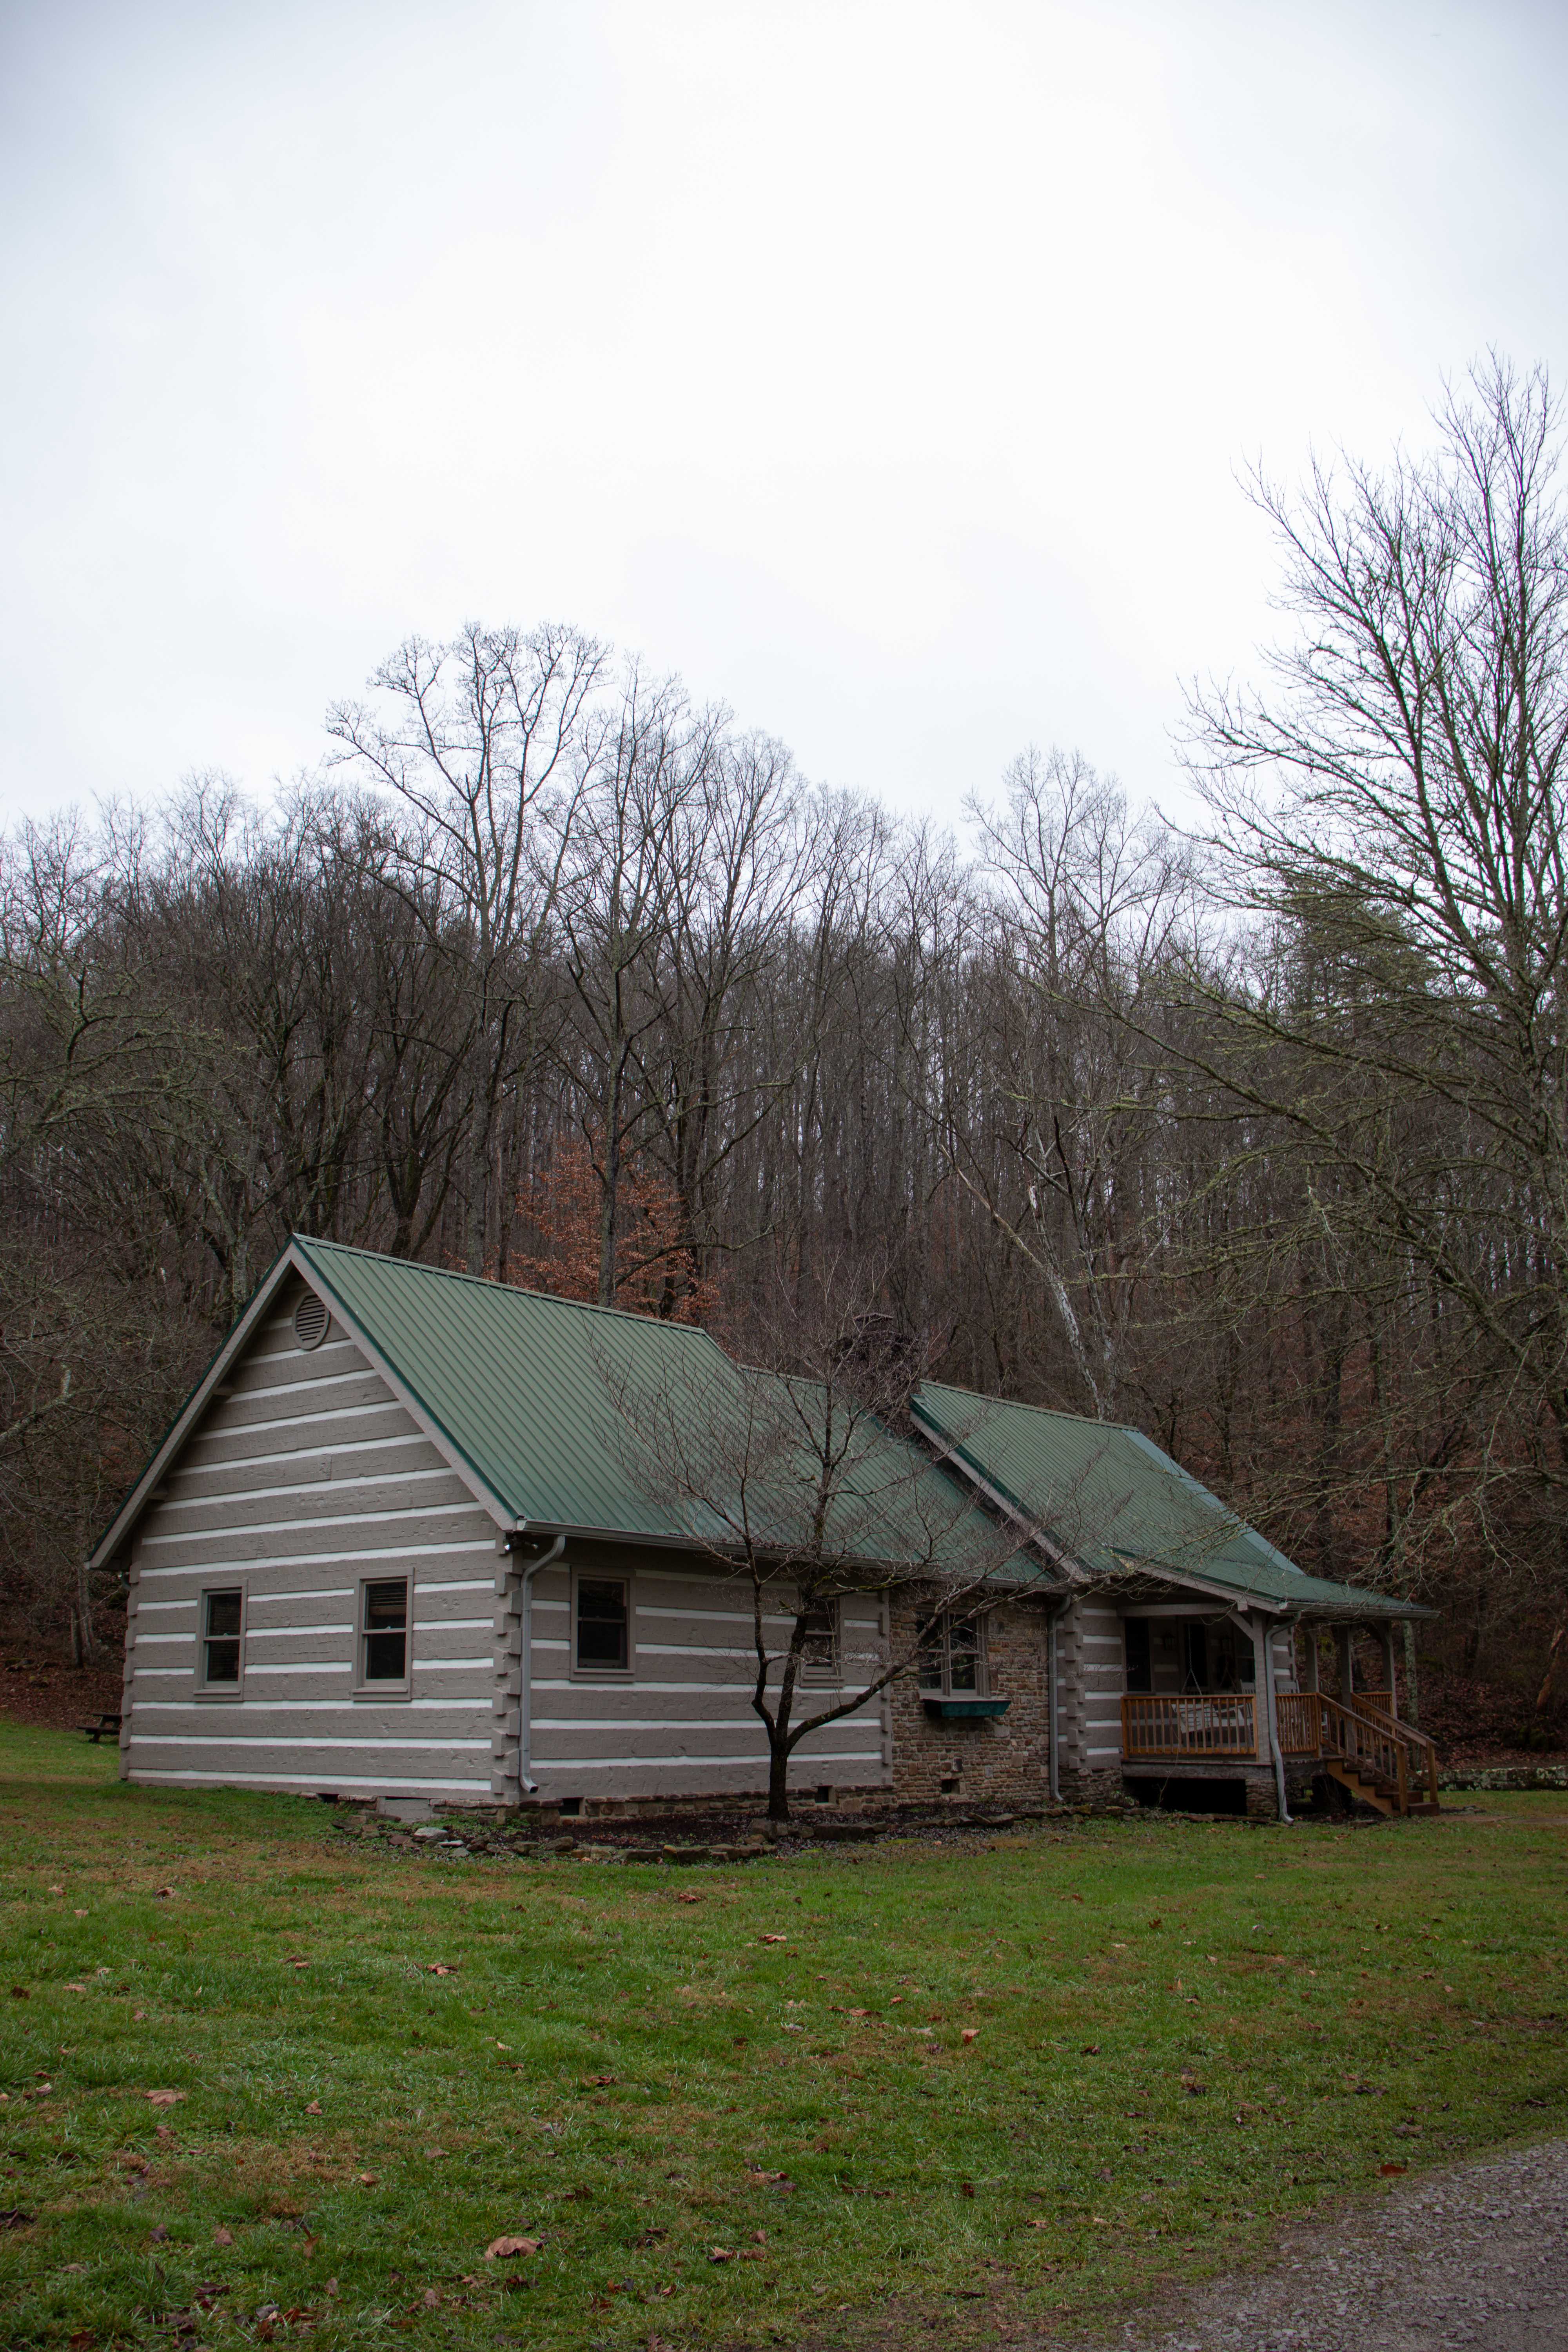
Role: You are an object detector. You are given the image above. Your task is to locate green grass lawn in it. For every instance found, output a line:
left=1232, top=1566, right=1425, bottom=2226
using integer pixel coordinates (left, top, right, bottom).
left=2, top=1722, right=1565, bottom=2352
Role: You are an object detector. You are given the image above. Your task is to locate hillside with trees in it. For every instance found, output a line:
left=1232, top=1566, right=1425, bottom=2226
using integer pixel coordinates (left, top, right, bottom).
left=2, top=361, right=1564, bottom=1753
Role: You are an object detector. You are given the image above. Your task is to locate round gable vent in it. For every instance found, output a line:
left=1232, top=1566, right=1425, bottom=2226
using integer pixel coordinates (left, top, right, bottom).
left=293, top=1292, right=329, bottom=1351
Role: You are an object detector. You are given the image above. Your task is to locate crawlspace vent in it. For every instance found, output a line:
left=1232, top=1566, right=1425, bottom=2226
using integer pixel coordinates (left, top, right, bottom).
left=293, top=1292, right=330, bottom=1351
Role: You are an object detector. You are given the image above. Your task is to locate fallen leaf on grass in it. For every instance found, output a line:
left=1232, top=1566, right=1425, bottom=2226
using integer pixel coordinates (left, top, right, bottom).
left=324, top=2279, right=339, bottom=2299
left=422, top=2147, right=446, bottom=2159
left=0, top=2209, right=37, bottom=2229
left=358, top=2174, right=379, bottom=2187
left=64, top=1982, right=87, bottom=1993
left=146, top=2091, right=187, bottom=2108
left=961, top=2028, right=980, bottom=2044
left=676, top=1892, right=702, bottom=1905
left=1379, top=2162, right=1408, bottom=2176
left=305, top=2101, right=321, bottom=2115
left=743, top=2167, right=790, bottom=2185
left=1081, top=2043, right=1101, bottom=2056
left=424, top=1963, right=457, bottom=1976
left=758, top=1933, right=788, bottom=1945
left=485, top=2235, right=540, bottom=2261
left=301, top=2236, right=319, bottom=2259
left=709, top=2247, right=735, bottom=2264
left=132, top=2010, right=147, bottom=2023
left=154, top=1888, right=174, bottom=1900
left=69, top=2329, right=95, bottom=2350
left=581, top=2074, right=617, bottom=2088
left=1180, top=2073, right=1207, bottom=2096
left=9, top=1988, right=28, bottom=2000
left=212, top=2227, right=234, bottom=2247
left=420, top=2288, right=441, bottom=2308
left=148, top=2225, right=169, bottom=2243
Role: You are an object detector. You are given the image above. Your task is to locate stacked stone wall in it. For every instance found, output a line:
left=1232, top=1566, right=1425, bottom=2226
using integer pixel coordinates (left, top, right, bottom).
left=886, top=1594, right=1052, bottom=1807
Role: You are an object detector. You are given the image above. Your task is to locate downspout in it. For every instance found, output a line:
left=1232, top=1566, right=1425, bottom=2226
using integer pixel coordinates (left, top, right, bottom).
left=1262, top=1615, right=1291, bottom=1826
left=514, top=1534, right=566, bottom=1798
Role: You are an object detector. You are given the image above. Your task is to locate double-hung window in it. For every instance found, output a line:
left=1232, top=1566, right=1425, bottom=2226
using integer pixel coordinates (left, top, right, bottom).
left=798, top=1600, right=839, bottom=1683
left=917, top=1610, right=987, bottom=1697
left=573, top=1574, right=630, bottom=1675
left=198, top=1587, right=244, bottom=1695
left=359, top=1578, right=410, bottom=1691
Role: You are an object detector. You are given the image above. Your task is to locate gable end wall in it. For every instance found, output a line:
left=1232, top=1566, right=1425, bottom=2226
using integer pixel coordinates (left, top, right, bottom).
left=120, top=1279, right=503, bottom=1802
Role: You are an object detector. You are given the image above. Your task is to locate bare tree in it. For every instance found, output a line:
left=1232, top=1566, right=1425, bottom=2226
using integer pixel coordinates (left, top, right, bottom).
left=944, top=748, right=1195, bottom=1418
left=1179, top=357, right=1568, bottom=1611
left=597, top=1260, right=1040, bottom=1820
left=327, top=623, right=607, bottom=1269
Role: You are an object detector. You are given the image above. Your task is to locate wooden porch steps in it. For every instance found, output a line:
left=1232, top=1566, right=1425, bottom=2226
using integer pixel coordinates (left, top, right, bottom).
left=1324, top=1759, right=1443, bottom=1818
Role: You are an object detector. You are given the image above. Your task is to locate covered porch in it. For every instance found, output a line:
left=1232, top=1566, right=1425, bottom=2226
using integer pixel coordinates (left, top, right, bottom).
left=1116, top=1609, right=1439, bottom=1817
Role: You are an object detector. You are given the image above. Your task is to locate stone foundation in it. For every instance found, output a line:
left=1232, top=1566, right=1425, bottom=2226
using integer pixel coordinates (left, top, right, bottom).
left=1121, top=1760, right=1283, bottom=1820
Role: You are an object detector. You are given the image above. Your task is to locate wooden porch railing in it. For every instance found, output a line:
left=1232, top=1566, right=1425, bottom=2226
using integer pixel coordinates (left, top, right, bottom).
left=1123, top=1688, right=1439, bottom=1811
left=1275, top=1690, right=1439, bottom=1809
left=1121, top=1693, right=1257, bottom=1758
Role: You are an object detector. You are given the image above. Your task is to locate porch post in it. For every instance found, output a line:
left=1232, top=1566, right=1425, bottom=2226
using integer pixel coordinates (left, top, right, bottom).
left=1335, top=1624, right=1355, bottom=1703
left=1378, top=1622, right=1397, bottom=1708
left=1249, top=1614, right=1271, bottom=1759
left=1249, top=1610, right=1291, bottom=1822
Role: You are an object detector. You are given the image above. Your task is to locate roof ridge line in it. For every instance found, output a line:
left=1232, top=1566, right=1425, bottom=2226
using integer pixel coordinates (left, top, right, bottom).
left=291, top=1234, right=724, bottom=1341
left=916, top=1378, right=1139, bottom=1439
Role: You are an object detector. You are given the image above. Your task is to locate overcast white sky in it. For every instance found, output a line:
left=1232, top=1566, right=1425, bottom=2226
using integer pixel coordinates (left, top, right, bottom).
left=2, top=0, right=1564, bottom=826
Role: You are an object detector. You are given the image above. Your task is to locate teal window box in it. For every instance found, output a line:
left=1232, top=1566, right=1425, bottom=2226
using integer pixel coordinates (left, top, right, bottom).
left=921, top=1697, right=1010, bottom=1719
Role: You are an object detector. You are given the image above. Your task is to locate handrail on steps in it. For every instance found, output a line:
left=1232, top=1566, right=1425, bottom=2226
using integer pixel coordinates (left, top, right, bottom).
left=1275, top=1689, right=1439, bottom=1812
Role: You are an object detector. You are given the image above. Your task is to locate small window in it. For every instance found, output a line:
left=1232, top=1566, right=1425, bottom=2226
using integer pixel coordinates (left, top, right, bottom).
left=916, top=1611, right=988, bottom=1697
left=574, top=1575, right=630, bottom=1673
left=361, top=1579, right=408, bottom=1684
left=200, top=1588, right=243, bottom=1691
left=1124, top=1616, right=1152, bottom=1695
left=799, top=1601, right=838, bottom=1682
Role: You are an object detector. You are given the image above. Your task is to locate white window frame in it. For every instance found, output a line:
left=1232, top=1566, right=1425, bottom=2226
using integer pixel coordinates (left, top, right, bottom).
left=354, top=1573, right=412, bottom=1699
left=570, top=1568, right=633, bottom=1682
left=916, top=1609, right=989, bottom=1699
left=195, top=1582, right=246, bottom=1700
left=797, top=1598, right=840, bottom=1686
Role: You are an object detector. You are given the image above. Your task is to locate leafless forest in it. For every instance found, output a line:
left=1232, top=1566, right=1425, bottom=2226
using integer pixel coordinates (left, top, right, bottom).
left=4, top=362, right=1566, bottom=1745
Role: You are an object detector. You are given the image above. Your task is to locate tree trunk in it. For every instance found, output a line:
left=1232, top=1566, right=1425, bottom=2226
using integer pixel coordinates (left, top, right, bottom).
left=75, top=1554, right=96, bottom=1665
left=766, top=1735, right=792, bottom=1823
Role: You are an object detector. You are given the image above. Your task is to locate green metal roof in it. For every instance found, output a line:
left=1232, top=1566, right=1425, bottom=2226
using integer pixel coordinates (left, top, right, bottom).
left=295, top=1237, right=730, bottom=1543
left=293, top=1240, right=1029, bottom=1580
left=910, top=1380, right=1425, bottom=1619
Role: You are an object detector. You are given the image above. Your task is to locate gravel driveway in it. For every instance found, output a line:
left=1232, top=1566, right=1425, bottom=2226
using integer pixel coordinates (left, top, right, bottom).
left=1067, top=2137, right=1568, bottom=2352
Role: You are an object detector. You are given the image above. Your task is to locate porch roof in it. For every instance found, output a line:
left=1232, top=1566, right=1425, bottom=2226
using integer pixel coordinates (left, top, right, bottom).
left=910, top=1382, right=1432, bottom=1621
